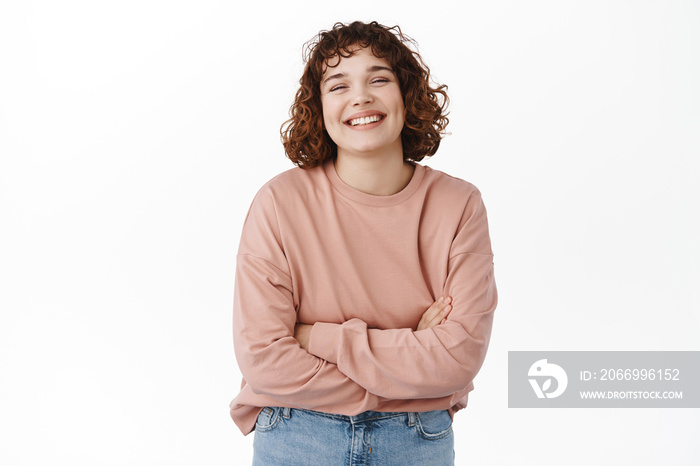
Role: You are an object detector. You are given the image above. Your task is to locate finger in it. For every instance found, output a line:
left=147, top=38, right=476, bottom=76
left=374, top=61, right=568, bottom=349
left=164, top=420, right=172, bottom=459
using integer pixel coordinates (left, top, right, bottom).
left=435, top=303, right=453, bottom=324
left=424, top=298, right=446, bottom=320
left=442, top=302, right=453, bottom=319
left=417, top=298, right=447, bottom=330
left=422, top=314, right=442, bottom=330
left=420, top=303, right=452, bottom=330
left=426, top=297, right=452, bottom=322
left=440, top=305, right=453, bottom=326
left=436, top=297, right=453, bottom=325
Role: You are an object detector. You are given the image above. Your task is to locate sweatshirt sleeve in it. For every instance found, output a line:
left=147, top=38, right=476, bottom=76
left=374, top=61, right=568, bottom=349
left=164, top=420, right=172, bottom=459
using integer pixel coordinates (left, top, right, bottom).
left=307, top=189, right=497, bottom=400
left=233, top=185, right=381, bottom=410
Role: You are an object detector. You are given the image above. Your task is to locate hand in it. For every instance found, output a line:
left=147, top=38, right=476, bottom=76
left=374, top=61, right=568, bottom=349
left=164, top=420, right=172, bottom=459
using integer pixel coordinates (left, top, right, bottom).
left=294, top=323, right=313, bottom=351
left=416, top=296, right=452, bottom=331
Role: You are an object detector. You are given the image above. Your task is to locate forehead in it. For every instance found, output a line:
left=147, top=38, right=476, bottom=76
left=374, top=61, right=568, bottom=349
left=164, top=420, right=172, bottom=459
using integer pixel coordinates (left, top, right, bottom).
left=321, top=47, right=391, bottom=76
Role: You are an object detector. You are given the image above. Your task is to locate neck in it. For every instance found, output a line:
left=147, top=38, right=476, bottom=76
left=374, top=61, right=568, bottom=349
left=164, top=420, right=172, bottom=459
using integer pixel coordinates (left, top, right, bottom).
left=333, top=148, right=415, bottom=196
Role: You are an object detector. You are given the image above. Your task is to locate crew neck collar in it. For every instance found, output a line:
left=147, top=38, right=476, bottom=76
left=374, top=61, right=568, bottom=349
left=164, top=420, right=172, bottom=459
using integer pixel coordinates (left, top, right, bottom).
left=322, top=158, right=425, bottom=207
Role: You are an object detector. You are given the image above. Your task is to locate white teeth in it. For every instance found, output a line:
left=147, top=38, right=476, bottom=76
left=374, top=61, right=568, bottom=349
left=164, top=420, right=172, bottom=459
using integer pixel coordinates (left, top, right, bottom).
left=348, top=115, right=382, bottom=126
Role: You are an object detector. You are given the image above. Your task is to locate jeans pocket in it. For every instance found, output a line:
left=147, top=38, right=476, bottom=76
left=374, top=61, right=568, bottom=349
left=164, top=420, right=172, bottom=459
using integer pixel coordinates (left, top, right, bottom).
left=254, top=407, right=282, bottom=433
left=414, top=410, right=453, bottom=440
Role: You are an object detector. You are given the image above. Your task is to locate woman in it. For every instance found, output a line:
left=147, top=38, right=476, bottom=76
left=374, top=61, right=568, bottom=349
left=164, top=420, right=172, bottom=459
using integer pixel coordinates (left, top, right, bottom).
left=230, top=21, right=497, bottom=465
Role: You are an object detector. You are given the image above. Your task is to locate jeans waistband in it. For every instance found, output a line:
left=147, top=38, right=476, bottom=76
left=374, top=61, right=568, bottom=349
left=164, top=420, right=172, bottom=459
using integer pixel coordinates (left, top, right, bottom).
left=290, top=408, right=419, bottom=425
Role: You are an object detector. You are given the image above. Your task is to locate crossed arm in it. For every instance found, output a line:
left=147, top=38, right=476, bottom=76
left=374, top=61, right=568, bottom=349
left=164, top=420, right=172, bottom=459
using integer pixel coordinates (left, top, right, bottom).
left=293, top=296, right=453, bottom=350
left=235, top=184, right=495, bottom=404
left=289, top=250, right=496, bottom=400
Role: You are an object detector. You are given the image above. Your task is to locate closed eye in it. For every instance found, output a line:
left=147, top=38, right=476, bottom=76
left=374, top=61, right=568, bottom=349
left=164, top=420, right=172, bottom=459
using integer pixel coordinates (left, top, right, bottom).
left=327, top=77, right=391, bottom=92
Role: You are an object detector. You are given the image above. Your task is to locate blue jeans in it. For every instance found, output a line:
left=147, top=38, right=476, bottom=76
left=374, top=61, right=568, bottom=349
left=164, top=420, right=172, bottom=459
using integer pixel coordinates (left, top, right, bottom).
left=252, top=407, right=455, bottom=465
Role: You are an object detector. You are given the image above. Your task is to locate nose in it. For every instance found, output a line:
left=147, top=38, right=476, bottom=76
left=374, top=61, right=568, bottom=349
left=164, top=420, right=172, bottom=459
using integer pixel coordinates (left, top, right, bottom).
left=351, top=85, right=373, bottom=106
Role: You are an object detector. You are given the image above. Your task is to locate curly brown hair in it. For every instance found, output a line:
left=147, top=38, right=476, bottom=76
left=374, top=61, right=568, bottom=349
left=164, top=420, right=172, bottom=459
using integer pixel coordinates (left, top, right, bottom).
left=281, top=21, right=449, bottom=169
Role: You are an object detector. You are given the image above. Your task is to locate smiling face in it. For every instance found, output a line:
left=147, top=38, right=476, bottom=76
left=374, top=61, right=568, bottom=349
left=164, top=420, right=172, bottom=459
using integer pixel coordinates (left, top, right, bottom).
left=320, top=47, right=405, bottom=160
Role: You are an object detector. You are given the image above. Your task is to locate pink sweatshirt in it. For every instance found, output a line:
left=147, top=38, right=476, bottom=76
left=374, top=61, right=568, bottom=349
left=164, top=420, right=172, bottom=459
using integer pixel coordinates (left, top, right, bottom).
left=230, top=158, right=497, bottom=435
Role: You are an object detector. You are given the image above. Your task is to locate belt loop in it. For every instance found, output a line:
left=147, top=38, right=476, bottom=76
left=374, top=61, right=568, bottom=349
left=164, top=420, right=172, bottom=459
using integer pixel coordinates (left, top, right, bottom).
left=407, top=412, right=417, bottom=426
left=281, top=407, right=291, bottom=419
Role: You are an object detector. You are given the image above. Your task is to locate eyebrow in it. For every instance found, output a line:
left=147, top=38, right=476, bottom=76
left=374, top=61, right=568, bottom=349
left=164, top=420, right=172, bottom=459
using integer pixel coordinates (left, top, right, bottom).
left=322, top=65, right=395, bottom=85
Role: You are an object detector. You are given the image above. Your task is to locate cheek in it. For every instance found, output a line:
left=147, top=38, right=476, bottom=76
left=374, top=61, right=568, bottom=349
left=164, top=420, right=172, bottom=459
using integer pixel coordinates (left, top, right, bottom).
left=321, top=110, right=334, bottom=132
left=320, top=108, right=329, bottom=131
left=391, top=90, right=406, bottom=119
left=320, top=98, right=336, bottom=126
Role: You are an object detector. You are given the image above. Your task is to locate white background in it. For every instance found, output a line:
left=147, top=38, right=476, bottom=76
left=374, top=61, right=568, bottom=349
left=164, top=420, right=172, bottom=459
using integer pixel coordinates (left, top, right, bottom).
left=1, top=0, right=698, bottom=464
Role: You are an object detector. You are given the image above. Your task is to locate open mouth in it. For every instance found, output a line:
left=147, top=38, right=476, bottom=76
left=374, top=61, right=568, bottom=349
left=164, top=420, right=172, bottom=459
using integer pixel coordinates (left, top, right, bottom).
left=346, top=114, right=385, bottom=127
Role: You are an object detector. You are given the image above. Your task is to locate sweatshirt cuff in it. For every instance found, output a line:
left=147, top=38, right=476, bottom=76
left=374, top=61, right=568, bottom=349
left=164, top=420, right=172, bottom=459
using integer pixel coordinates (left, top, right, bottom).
left=308, top=322, right=342, bottom=364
